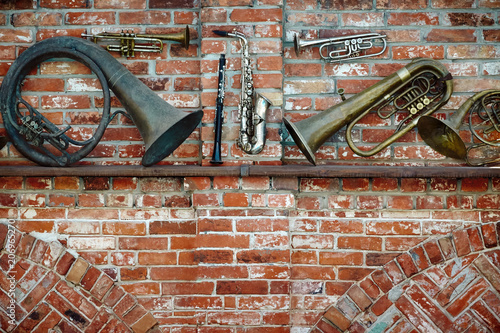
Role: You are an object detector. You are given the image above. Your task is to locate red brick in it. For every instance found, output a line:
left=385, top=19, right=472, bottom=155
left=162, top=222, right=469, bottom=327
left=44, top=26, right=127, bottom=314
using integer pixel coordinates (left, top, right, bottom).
left=291, top=265, right=336, bottom=280
left=384, top=261, right=405, bottom=285
left=319, top=252, right=363, bottom=266
left=474, top=255, right=500, bottom=293
left=470, top=301, right=500, bottom=330
left=342, top=178, right=369, bottom=191
left=347, top=285, right=373, bottom=311
left=230, top=8, right=281, bottom=22
left=162, top=282, right=214, bottom=295
left=103, top=286, right=126, bottom=307
left=322, top=306, right=350, bottom=331
left=338, top=236, right=382, bottom=251
left=316, top=319, right=342, bottom=333
left=151, top=266, right=247, bottom=281
left=20, top=271, right=59, bottom=312
left=171, top=233, right=250, bottom=249
left=131, top=313, right=157, bottom=333
left=55, top=252, right=76, bottom=276
left=482, top=223, right=498, bottom=248
left=395, top=295, right=438, bottom=331
left=103, top=222, right=146, bottom=236
left=180, top=249, right=234, bottom=264
left=397, top=253, right=419, bottom=277
left=119, top=237, right=170, bottom=250
left=447, top=278, right=490, bottom=316
left=121, top=267, right=147, bottom=281
left=372, top=294, right=393, bottom=316
left=216, top=280, right=268, bottom=295
left=453, top=229, right=472, bottom=257
left=409, top=246, right=431, bottom=271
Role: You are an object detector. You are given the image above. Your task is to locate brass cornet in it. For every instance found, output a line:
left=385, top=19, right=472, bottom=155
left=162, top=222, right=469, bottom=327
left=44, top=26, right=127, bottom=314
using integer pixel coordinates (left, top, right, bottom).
left=82, top=25, right=190, bottom=57
left=294, top=32, right=387, bottom=62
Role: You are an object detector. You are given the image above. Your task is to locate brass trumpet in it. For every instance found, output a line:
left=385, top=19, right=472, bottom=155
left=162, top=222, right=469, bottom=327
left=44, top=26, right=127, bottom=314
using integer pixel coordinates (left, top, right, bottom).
left=418, top=90, right=500, bottom=166
left=82, top=25, right=190, bottom=57
left=294, top=32, right=387, bottom=62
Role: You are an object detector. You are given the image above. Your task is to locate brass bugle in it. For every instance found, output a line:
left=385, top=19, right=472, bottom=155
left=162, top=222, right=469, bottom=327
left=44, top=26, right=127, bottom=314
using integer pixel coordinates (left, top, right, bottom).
left=82, top=25, right=190, bottom=57
left=294, top=32, right=387, bottom=62
left=418, top=89, right=500, bottom=166
left=283, top=58, right=453, bottom=165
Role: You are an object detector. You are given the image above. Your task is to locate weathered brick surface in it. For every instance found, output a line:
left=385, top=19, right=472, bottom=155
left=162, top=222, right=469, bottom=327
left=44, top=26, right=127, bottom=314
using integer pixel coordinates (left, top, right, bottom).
left=311, top=223, right=500, bottom=333
left=1, top=0, right=500, bottom=332
left=0, top=228, right=158, bottom=332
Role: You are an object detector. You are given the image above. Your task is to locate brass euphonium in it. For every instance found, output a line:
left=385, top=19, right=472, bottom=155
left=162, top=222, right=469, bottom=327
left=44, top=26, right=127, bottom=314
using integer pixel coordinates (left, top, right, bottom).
left=0, top=36, right=203, bottom=167
left=283, top=58, right=453, bottom=165
left=418, top=89, right=500, bottom=166
left=82, top=25, right=190, bottom=57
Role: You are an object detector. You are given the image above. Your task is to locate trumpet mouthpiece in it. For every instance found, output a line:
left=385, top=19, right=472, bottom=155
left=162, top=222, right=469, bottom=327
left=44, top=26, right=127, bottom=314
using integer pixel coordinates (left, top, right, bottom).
left=213, top=30, right=229, bottom=37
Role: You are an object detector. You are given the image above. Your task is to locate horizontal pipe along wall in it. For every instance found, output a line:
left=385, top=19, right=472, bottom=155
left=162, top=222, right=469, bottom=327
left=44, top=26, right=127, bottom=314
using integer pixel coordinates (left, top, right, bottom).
left=0, top=0, right=499, bottom=332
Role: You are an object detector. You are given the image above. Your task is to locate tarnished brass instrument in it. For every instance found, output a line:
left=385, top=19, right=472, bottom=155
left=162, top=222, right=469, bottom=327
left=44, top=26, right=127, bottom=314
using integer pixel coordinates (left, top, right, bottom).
left=213, top=29, right=272, bottom=155
left=283, top=58, right=453, bottom=165
left=294, top=32, right=387, bottom=62
left=82, top=25, right=190, bottom=57
left=0, top=36, right=203, bottom=167
left=418, top=90, right=500, bottom=166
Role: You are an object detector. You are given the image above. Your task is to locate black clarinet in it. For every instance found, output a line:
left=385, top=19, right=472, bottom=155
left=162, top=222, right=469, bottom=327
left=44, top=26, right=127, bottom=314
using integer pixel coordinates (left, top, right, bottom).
left=210, top=54, right=226, bottom=164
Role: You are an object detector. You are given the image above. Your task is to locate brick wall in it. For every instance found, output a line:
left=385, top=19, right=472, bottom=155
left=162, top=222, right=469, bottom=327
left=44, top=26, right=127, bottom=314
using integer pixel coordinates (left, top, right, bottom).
left=1, top=0, right=500, bottom=332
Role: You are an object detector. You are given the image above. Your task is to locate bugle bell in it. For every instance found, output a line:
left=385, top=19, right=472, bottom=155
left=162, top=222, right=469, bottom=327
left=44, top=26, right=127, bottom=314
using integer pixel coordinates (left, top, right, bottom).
left=82, top=25, right=190, bottom=57
left=0, top=36, right=203, bottom=167
left=418, top=89, right=500, bottom=166
left=283, top=58, right=453, bottom=165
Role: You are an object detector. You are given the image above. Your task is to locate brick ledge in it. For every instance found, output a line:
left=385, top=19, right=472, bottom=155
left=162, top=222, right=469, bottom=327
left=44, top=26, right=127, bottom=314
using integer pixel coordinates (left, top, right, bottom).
left=0, top=165, right=499, bottom=178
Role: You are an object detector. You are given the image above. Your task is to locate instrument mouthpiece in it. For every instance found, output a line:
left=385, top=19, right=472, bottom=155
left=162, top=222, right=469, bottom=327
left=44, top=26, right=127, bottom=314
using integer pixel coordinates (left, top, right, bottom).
left=213, top=30, right=229, bottom=37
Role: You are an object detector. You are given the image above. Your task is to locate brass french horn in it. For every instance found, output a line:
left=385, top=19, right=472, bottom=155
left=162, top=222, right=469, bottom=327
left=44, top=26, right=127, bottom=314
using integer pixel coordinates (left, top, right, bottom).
left=0, top=36, right=203, bottom=167
left=418, top=89, right=500, bottom=166
left=283, top=58, right=453, bottom=164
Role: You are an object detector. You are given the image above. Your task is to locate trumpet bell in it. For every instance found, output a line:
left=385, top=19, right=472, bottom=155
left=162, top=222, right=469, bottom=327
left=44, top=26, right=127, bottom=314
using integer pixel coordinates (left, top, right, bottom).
left=417, top=116, right=467, bottom=160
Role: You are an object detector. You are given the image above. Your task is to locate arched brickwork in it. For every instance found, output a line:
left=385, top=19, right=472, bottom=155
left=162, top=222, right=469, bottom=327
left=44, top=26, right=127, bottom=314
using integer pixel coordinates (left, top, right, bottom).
left=311, top=222, right=500, bottom=332
left=0, top=223, right=160, bottom=333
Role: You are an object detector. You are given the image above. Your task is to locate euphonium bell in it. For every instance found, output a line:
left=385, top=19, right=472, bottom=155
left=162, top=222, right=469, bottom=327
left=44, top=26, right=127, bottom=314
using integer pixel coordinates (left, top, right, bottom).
left=283, top=58, right=453, bottom=165
left=418, top=89, right=500, bottom=165
left=0, top=36, right=203, bottom=167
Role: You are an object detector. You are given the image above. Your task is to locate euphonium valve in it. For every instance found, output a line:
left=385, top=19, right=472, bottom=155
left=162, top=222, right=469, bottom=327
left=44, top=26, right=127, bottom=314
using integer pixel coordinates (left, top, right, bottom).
left=283, top=58, right=453, bottom=165
left=0, top=36, right=203, bottom=167
left=418, top=89, right=500, bottom=165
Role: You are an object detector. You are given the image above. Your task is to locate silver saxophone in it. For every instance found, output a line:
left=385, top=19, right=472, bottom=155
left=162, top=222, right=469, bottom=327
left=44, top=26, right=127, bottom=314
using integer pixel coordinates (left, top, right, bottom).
left=213, top=29, right=272, bottom=154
